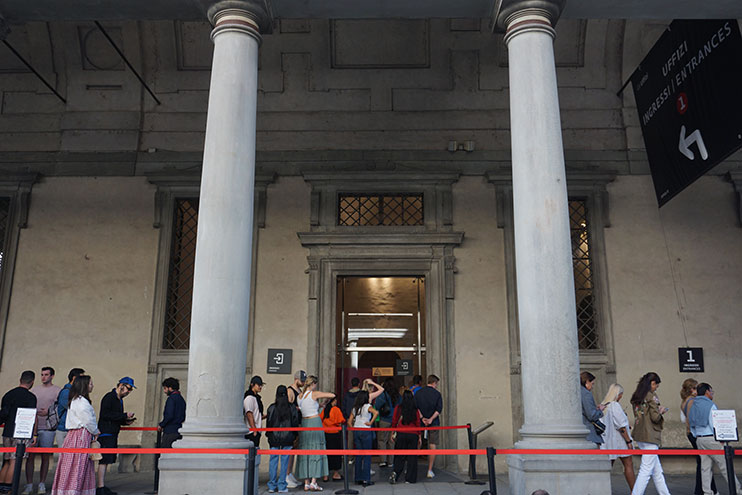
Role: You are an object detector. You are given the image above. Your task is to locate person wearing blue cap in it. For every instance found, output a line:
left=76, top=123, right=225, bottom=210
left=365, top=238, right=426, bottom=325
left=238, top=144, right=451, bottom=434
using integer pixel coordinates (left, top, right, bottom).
left=96, top=378, right=136, bottom=495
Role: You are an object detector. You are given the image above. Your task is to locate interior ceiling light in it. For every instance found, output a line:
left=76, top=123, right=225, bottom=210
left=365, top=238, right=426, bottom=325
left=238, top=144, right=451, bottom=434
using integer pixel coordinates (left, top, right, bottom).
left=347, top=328, right=408, bottom=339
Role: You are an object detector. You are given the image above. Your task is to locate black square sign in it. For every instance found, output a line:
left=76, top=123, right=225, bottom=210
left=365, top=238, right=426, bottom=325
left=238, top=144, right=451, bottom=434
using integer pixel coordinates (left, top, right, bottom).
left=267, top=349, right=292, bottom=374
left=678, top=347, right=704, bottom=373
left=630, top=20, right=742, bottom=206
left=396, top=359, right=413, bottom=377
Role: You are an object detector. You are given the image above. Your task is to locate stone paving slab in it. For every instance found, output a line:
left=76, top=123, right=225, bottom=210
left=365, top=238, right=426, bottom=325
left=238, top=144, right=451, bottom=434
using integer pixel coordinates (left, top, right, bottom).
left=103, top=469, right=715, bottom=495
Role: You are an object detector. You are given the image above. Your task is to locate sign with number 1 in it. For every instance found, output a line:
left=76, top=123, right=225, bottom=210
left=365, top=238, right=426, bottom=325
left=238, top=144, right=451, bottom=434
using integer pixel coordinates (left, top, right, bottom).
left=678, top=347, right=704, bottom=373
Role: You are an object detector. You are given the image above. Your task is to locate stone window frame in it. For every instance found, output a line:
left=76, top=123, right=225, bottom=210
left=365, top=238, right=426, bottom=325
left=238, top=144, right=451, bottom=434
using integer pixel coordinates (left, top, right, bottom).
left=488, top=170, right=617, bottom=437
left=145, top=173, right=275, bottom=367
left=298, top=171, right=463, bottom=468
left=304, top=172, right=455, bottom=233
left=0, top=174, right=36, bottom=369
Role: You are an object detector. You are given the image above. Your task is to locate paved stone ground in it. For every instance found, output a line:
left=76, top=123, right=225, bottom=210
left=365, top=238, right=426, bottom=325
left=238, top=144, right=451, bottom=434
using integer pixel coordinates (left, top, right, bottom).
left=99, top=467, right=721, bottom=495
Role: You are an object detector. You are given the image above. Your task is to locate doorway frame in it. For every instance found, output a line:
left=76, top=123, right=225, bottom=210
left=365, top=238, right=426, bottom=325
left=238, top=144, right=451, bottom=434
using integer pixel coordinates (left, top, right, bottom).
left=298, top=232, right=462, bottom=465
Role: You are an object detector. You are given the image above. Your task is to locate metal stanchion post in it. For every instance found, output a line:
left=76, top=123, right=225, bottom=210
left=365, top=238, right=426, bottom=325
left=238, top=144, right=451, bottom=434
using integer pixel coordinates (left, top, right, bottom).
left=145, top=429, right=162, bottom=494
left=724, top=443, right=736, bottom=495
left=479, top=446, right=497, bottom=495
left=335, top=424, right=358, bottom=495
left=10, top=443, right=25, bottom=495
left=154, top=429, right=161, bottom=492
left=247, top=443, right=257, bottom=495
left=465, top=423, right=485, bottom=485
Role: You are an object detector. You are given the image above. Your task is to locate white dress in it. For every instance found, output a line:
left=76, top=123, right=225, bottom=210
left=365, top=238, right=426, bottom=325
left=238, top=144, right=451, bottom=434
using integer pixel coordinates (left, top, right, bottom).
left=600, top=401, right=632, bottom=459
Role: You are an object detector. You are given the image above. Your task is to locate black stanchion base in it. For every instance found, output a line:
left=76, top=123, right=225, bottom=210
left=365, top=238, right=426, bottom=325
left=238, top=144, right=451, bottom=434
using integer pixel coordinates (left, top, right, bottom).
left=465, top=480, right=486, bottom=485
left=479, top=491, right=494, bottom=495
left=334, top=490, right=359, bottom=495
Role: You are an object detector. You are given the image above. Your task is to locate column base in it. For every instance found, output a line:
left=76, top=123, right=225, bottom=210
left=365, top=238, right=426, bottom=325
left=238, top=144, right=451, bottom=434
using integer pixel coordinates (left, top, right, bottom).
left=507, top=424, right=612, bottom=494
left=158, top=453, right=250, bottom=495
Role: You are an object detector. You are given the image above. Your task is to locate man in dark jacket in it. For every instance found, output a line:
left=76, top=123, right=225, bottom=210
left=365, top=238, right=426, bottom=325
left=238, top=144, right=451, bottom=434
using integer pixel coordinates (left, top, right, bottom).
left=97, top=377, right=136, bottom=495
left=158, top=377, right=186, bottom=448
left=0, top=371, right=37, bottom=493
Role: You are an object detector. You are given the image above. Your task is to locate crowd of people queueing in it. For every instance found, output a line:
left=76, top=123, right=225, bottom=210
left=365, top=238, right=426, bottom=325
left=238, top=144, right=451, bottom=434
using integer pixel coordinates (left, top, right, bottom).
left=581, top=370, right=742, bottom=495
left=245, top=371, right=443, bottom=493
left=0, top=368, right=185, bottom=495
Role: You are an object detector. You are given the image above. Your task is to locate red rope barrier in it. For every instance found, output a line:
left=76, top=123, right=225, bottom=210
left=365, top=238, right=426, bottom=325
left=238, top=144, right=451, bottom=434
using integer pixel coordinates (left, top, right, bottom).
left=6, top=446, right=739, bottom=456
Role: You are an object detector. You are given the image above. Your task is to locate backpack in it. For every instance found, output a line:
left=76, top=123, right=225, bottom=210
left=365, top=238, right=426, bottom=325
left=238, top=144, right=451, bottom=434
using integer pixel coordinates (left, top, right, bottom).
left=47, top=390, right=63, bottom=430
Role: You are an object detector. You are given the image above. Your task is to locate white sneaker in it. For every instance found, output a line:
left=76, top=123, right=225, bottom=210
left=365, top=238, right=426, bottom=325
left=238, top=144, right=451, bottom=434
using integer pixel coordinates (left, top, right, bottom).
left=427, top=470, right=435, bottom=479
left=21, top=484, right=33, bottom=495
left=370, top=469, right=376, bottom=475
left=286, top=474, right=300, bottom=489
left=37, top=483, right=46, bottom=495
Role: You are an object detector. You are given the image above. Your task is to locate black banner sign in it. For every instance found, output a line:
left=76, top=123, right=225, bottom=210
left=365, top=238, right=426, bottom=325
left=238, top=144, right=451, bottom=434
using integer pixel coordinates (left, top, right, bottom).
left=630, top=20, right=742, bottom=206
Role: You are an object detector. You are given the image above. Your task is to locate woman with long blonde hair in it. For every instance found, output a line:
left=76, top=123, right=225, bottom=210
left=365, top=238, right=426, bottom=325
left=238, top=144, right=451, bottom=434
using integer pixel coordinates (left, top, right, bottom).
left=295, top=376, right=335, bottom=492
left=600, top=384, right=635, bottom=490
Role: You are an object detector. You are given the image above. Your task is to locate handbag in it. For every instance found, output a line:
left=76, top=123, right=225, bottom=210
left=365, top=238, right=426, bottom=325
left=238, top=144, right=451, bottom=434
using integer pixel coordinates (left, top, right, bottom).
left=89, top=440, right=102, bottom=461
left=591, top=419, right=606, bottom=436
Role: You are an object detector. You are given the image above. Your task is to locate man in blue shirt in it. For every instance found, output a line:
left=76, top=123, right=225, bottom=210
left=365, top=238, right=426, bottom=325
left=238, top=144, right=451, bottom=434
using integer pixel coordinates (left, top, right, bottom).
left=414, top=374, right=442, bottom=479
left=688, top=383, right=742, bottom=495
left=55, top=368, right=85, bottom=448
left=158, top=377, right=186, bottom=448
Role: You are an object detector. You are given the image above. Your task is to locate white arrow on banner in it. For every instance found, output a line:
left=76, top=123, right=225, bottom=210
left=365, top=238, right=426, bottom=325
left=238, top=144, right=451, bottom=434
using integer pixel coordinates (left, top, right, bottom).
left=679, top=125, right=709, bottom=161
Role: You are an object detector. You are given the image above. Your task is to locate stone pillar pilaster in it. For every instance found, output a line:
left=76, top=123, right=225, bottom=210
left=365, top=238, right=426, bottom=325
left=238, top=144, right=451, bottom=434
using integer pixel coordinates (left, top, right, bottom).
left=498, top=2, right=612, bottom=493
left=0, top=14, right=10, bottom=41
left=157, top=3, right=270, bottom=494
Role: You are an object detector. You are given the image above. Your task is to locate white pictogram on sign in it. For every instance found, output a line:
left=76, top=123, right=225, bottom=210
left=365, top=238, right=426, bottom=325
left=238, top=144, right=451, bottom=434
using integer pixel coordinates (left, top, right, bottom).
left=274, top=353, right=284, bottom=365
left=679, top=125, right=709, bottom=161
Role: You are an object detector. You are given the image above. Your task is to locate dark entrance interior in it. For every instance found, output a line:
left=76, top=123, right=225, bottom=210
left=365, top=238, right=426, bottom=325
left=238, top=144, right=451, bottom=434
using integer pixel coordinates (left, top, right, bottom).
left=335, top=276, right=426, bottom=396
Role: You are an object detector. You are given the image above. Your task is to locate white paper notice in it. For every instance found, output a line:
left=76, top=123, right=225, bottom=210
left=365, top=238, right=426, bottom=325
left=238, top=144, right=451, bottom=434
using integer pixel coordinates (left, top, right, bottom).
left=712, top=409, right=738, bottom=442
left=13, top=408, right=36, bottom=439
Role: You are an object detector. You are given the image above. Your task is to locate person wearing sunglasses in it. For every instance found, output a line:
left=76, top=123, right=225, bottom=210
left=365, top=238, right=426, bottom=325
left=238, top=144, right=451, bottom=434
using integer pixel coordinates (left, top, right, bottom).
left=96, top=377, right=136, bottom=495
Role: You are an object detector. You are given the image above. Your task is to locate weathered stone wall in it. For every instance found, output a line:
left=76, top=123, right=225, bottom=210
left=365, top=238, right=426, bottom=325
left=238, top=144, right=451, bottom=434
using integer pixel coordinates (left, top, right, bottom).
left=0, top=177, right=158, bottom=446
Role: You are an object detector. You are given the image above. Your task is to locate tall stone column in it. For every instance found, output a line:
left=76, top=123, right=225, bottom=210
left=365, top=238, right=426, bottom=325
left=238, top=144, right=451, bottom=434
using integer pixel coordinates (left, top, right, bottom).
left=158, top=2, right=271, bottom=494
left=497, top=1, right=611, bottom=493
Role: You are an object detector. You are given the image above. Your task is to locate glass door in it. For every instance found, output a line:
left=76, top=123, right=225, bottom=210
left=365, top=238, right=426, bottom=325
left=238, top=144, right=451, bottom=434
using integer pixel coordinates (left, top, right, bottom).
left=336, top=277, right=426, bottom=395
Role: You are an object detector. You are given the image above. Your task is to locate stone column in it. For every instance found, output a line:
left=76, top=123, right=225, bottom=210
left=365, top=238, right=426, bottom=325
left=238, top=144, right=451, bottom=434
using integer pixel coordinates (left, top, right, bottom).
left=497, top=2, right=611, bottom=494
left=158, top=2, right=270, bottom=494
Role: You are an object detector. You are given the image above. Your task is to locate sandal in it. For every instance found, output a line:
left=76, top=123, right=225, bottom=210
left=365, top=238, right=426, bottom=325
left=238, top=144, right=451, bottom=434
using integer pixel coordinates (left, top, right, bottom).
left=304, top=483, right=311, bottom=492
left=309, top=482, right=323, bottom=491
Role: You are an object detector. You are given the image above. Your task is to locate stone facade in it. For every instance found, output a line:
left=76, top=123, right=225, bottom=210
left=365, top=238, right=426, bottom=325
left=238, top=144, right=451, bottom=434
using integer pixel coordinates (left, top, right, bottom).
left=0, top=13, right=741, bottom=485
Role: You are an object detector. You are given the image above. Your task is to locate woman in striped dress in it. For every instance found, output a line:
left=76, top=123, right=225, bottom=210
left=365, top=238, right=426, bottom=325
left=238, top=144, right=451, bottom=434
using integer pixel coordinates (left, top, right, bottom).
left=52, top=375, right=99, bottom=495
left=296, top=376, right=335, bottom=492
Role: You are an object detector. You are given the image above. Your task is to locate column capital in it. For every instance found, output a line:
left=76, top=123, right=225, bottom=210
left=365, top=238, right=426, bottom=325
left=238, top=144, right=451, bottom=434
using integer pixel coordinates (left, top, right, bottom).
left=490, top=0, right=565, bottom=33
left=196, top=0, right=273, bottom=34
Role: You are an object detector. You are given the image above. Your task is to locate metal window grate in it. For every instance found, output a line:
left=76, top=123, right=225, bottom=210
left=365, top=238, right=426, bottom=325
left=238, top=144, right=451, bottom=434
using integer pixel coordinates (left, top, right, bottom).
left=0, top=198, right=10, bottom=276
left=569, top=199, right=599, bottom=350
left=163, top=198, right=199, bottom=350
left=338, top=193, right=423, bottom=226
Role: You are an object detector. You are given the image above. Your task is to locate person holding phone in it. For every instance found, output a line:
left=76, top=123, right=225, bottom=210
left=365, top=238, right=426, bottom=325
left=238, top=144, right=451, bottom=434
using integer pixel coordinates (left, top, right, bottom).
left=97, top=377, right=136, bottom=495
left=630, top=372, right=671, bottom=495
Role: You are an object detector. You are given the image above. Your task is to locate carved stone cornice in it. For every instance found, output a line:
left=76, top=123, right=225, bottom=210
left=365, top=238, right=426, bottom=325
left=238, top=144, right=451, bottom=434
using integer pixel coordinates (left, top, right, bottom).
left=196, top=0, right=273, bottom=34
left=297, top=232, right=464, bottom=247
left=0, top=173, right=39, bottom=228
left=490, top=0, right=566, bottom=32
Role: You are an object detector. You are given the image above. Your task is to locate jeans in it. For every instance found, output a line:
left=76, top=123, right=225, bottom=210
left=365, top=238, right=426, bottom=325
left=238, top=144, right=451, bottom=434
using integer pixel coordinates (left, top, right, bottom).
left=353, top=430, right=373, bottom=482
left=268, top=446, right=292, bottom=492
left=631, top=442, right=670, bottom=495
left=251, top=453, right=261, bottom=495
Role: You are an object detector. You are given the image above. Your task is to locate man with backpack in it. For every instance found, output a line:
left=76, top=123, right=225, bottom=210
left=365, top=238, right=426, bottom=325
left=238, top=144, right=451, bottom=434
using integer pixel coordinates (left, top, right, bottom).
left=22, top=367, right=61, bottom=495
left=54, top=368, right=85, bottom=448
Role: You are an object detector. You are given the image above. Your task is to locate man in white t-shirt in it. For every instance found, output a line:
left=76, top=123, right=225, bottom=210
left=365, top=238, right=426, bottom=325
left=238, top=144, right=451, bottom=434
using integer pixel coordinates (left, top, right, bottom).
left=243, top=376, right=265, bottom=495
left=24, top=367, right=61, bottom=495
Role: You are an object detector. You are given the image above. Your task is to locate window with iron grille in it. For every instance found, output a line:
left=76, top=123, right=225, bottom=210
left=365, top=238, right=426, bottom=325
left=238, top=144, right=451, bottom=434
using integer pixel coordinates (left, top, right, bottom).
left=569, top=198, right=599, bottom=350
left=162, top=198, right=199, bottom=350
left=338, top=193, right=423, bottom=226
